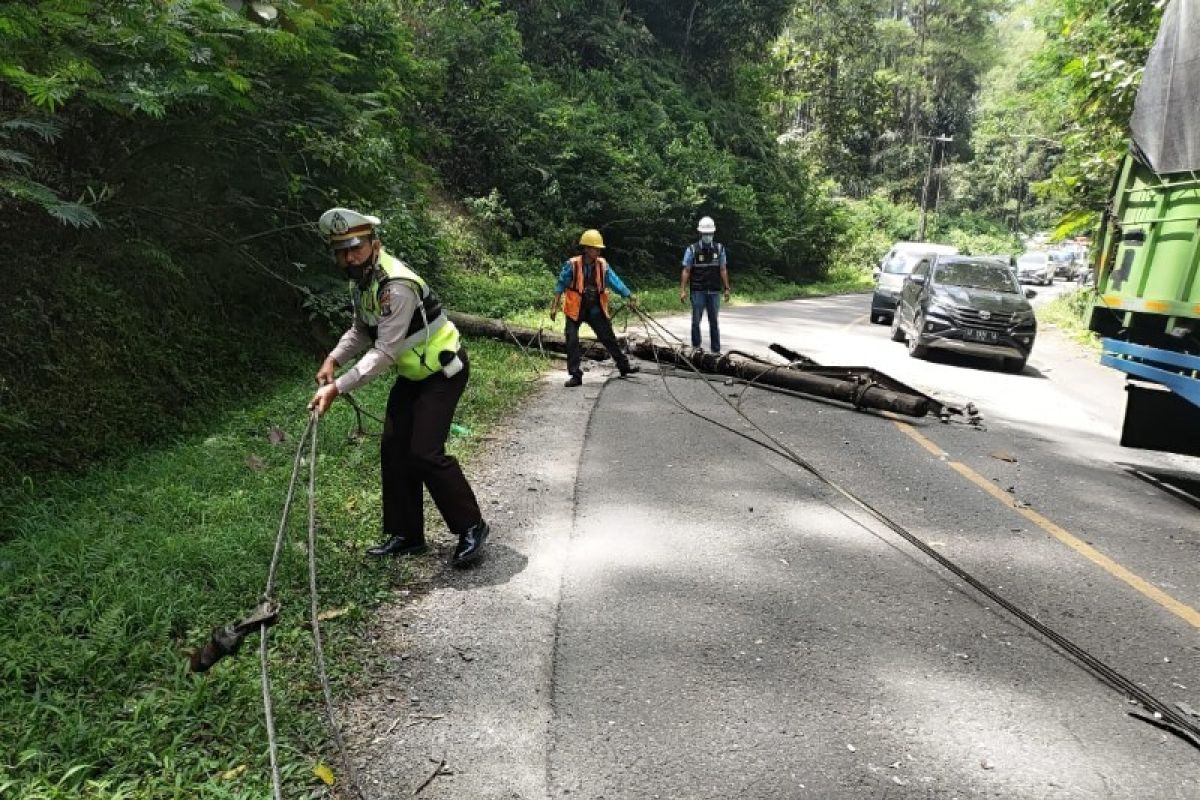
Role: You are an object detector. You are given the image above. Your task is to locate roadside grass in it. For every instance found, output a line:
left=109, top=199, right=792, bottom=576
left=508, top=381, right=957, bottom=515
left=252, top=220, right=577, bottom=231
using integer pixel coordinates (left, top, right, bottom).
left=1039, top=286, right=1102, bottom=352
left=0, top=339, right=544, bottom=799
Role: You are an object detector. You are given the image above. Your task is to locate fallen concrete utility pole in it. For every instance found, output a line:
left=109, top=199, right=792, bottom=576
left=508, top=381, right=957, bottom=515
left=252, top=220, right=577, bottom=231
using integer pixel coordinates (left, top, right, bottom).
left=626, top=339, right=932, bottom=418
left=449, top=312, right=938, bottom=418
left=448, top=311, right=619, bottom=362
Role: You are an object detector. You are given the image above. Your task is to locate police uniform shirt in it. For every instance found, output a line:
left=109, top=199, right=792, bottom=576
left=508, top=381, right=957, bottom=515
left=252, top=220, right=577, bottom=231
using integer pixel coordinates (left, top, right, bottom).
left=329, top=265, right=422, bottom=395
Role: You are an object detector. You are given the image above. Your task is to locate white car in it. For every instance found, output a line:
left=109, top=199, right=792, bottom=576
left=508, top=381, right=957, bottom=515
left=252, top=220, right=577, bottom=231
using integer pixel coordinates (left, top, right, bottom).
left=1015, top=252, right=1054, bottom=285
left=871, top=241, right=959, bottom=324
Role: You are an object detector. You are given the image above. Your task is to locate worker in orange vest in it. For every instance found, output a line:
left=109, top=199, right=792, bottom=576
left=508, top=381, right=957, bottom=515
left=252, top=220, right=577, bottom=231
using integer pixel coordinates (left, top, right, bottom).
left=549, top=229, right=640, bottom=387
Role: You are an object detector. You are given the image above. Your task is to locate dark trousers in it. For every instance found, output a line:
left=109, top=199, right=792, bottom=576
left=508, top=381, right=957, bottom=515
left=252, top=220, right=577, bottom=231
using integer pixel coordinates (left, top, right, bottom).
left=564, top=308, right=630, bottom=377
left=380, top=349, right=481, bottom=541
left=690, top=290, right=721, bottom=352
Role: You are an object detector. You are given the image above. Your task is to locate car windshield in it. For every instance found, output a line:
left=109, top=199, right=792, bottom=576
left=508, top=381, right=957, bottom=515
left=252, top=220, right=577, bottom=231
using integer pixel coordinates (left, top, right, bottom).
left=882, top=254, right=921, bottom=274
left=933, top=261, right=1018, bottom=292
left=1018, top=254, right=1047, bottom=266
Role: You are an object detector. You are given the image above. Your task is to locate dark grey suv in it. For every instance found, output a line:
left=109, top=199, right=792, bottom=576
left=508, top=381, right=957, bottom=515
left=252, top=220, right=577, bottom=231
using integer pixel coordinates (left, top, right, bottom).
left=890, top=255, right=1038, bottom=372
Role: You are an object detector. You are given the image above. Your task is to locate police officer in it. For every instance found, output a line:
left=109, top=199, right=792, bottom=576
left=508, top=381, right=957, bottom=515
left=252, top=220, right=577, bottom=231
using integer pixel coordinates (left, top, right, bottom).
left=309, top=208, right=489, bottom=567
left=679, top=216, right=731, bottom=353
left=549, top=229, right=640, bottom=387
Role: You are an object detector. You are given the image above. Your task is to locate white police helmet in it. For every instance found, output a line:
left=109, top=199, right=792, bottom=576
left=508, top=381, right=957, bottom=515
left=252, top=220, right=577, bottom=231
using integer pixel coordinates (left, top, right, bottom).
left=697, top=216, right=716, bottom=235
left=318, top=207, right=381, bottom=251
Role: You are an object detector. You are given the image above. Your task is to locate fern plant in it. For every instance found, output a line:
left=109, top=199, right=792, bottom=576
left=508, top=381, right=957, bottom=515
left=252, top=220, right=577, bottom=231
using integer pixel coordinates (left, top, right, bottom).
left=0, top=118, right=100, bottom=227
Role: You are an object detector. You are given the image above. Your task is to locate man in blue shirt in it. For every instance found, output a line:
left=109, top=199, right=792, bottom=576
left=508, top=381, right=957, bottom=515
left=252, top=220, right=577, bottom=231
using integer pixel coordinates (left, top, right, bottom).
left=679, top=216, right=731, bottom=353
left=549, top=229, right=640, bottom=387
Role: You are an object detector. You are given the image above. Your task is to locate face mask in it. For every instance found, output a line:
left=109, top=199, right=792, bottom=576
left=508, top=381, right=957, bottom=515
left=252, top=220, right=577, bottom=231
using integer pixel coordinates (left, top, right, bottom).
left=701, top=234, right=714, bottom=245
left=343, top=250, right=377, bottom=283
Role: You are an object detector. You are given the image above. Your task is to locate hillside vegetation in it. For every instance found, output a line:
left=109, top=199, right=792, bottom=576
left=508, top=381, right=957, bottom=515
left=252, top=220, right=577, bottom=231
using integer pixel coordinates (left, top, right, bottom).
left=0, top=0, right=837, bottom=490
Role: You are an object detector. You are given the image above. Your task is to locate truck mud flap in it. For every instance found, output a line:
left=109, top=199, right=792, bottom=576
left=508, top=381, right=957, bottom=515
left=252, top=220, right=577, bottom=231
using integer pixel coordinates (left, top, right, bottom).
left=1122, top=381, right=1200, bottom=457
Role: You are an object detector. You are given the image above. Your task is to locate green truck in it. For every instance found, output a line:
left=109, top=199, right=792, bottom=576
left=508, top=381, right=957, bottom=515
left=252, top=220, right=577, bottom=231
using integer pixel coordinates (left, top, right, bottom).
left=1089, top=0, right=1200, bottom=457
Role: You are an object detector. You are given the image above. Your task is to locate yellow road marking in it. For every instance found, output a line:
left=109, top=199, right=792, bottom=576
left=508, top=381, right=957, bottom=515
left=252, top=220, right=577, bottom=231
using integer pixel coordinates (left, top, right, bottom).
left=841, top=313, right=870, bottom=334
left=892, top=420, right=1200, bottom=629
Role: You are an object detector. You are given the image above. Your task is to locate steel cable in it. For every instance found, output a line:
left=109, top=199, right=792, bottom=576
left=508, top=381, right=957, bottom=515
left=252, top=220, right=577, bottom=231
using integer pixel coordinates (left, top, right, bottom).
left=254, top=412, right=373, bottom=800
left=258, top=413, right=315, bottom=799
left=626, top=305, right=1200, bottom=748
left=305, top=412, right=369, bottom=800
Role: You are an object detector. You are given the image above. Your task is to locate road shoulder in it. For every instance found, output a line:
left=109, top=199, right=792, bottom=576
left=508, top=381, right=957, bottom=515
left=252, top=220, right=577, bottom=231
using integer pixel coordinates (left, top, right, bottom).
left=343, top=367, right=606, bottom=800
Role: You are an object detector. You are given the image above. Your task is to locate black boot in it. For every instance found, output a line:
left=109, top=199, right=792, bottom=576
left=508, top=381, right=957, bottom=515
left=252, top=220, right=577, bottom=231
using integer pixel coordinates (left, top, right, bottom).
left=619, top=363, right=640, bottom=377
left=366, top=535, right=428, bottom=558
left=564, top=373, right=583, bottom=387
left=451, top=521, right=490, bottom=567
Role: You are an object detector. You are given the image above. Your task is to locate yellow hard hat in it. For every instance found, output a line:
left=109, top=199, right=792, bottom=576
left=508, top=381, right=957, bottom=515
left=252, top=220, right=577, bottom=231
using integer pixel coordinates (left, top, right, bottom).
left=579, top=229, right=605, bottom=248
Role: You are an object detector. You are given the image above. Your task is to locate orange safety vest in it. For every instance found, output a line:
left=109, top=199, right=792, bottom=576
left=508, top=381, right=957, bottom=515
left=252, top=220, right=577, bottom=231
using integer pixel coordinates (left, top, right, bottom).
left=562, top=255, right=610, bottom=321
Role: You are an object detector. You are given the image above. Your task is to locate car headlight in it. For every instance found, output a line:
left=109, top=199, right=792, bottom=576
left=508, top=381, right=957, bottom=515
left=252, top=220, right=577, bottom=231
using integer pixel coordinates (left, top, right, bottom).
left=926, top=300, right=956, bottom=318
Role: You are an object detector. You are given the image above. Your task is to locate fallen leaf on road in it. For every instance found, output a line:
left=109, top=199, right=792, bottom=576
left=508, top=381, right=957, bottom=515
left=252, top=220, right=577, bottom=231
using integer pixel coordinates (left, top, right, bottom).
left=220, top=765, right=248, bottom=780
left=312, top=763, right=335, bottom=785
left=318, top=606, right=352, bottom=622
left=989, top=450, right=1017, bottom=463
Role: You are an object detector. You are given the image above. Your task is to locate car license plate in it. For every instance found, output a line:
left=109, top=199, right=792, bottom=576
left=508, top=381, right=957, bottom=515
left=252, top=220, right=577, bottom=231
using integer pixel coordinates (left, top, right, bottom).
left=963, top=327, right=999, bottom=343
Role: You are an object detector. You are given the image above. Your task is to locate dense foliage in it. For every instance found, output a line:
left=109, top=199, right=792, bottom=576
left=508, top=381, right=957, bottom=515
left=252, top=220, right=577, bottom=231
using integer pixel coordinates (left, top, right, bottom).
left=775, top=0, right=1166, bottom=237
left=773, top=0, right=1003, bottom=201
left=0, top=0, right=839, bottom=488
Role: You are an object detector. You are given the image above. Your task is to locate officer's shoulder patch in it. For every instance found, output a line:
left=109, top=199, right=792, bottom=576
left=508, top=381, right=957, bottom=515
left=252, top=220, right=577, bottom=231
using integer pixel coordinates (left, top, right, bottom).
left=378, top=285, right=394, bottom=317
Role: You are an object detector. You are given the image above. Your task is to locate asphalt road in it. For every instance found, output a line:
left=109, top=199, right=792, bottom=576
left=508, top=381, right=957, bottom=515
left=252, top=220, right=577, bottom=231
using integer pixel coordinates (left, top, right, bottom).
left=350, top=288, right=1200, bottom=799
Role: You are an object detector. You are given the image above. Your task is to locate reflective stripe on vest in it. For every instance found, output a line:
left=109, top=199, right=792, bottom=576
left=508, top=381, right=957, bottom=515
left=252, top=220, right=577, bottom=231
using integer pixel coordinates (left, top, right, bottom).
left=563, top=255, right=610, bottom=321
left=353, top=251, right=461, bottom=381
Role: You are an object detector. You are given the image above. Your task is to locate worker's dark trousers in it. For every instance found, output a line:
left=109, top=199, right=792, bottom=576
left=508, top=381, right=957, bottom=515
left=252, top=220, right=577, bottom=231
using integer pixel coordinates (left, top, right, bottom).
left=381, top=349, right=481, bottom=541
left=564, top=308, right=631, bottom=377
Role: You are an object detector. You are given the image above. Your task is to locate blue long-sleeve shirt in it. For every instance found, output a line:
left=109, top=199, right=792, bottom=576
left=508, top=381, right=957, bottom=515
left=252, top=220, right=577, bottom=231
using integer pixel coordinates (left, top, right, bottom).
left=555, top=258, right=633, bottom=299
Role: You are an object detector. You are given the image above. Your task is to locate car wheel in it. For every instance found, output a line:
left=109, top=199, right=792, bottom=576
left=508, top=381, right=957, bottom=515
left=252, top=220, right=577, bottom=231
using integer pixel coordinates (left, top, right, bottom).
left=889, top=314, right=906, bottom=342
left=1002, top=356, right=1027, bottom=373
left=905, top=319, right=927, bottom=358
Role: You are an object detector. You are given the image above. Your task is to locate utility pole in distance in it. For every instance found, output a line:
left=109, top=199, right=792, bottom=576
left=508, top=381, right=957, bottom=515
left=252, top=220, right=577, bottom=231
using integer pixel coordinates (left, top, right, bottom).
left=917, top=134, right=953, bottom=241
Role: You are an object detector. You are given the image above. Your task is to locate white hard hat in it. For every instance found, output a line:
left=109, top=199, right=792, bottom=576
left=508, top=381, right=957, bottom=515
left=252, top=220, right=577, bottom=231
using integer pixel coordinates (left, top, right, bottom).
left=697, top=216, right=716, bottom=234
left=318, top=207, right=381, bottom=250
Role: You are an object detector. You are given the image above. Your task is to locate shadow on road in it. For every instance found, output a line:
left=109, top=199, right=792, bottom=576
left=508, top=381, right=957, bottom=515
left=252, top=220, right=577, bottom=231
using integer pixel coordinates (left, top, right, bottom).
left=918, top=348, right=1048, bottom=379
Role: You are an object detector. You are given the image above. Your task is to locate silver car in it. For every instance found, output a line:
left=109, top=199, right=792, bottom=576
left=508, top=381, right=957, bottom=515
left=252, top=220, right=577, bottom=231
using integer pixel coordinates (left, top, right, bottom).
left=1015, top=252, right=1054, bottom=285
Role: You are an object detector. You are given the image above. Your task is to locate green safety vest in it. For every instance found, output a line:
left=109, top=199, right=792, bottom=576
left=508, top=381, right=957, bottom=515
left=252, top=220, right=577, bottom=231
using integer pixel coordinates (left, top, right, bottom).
left=351, top=251, right=461, bottom=381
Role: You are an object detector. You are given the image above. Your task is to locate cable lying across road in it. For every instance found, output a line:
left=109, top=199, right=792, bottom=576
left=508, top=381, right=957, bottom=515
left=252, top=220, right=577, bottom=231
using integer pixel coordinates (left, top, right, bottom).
left=624, top=305, right=1200, bottom=751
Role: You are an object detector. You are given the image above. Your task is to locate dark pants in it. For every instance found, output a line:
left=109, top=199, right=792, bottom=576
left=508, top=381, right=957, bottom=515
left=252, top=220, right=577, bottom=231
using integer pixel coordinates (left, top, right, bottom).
left=564, top=308, right=631, bottom=377
left=380, top=349, right=481, bottom=541
left=690, top=290, right=721, bottom=352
